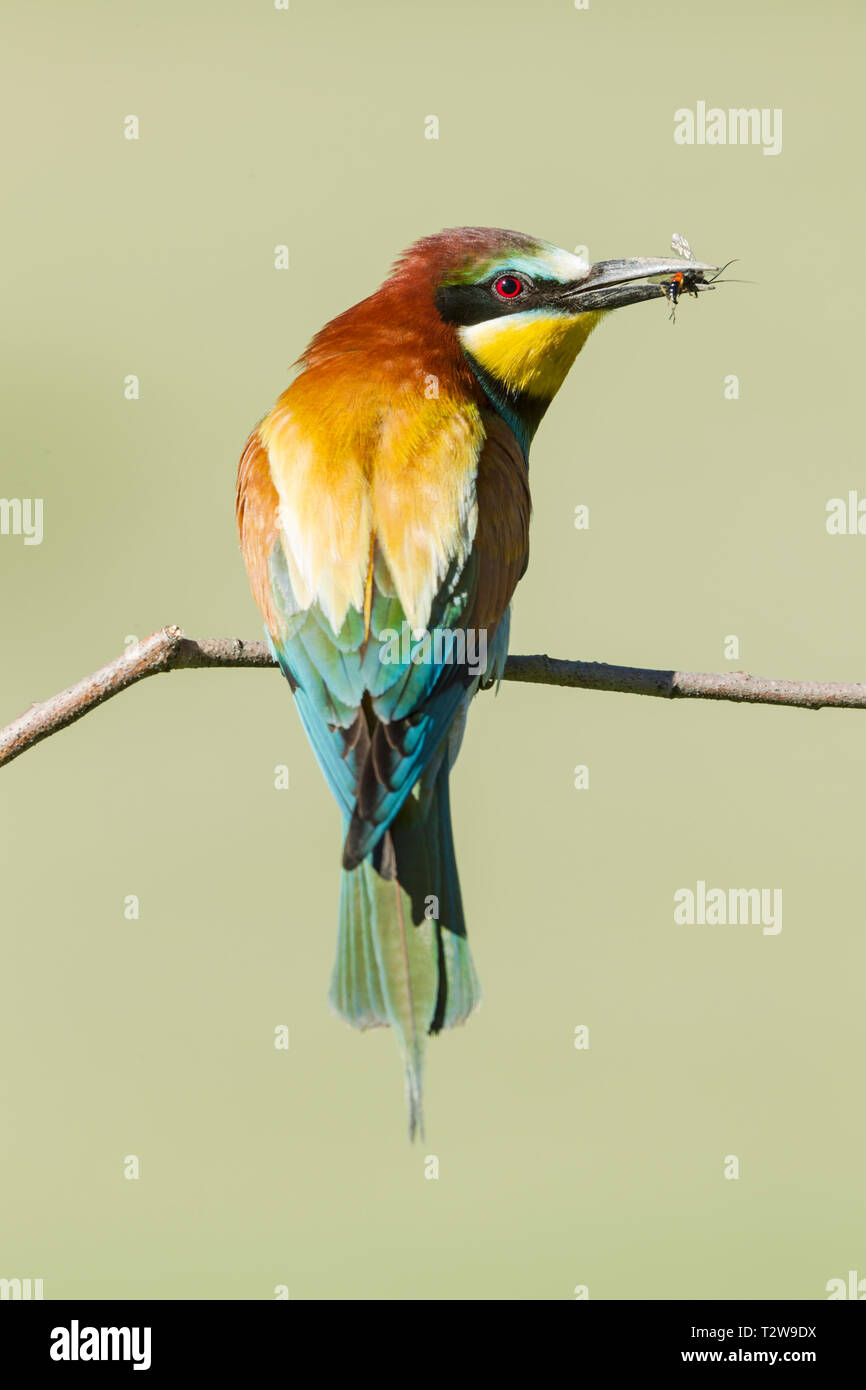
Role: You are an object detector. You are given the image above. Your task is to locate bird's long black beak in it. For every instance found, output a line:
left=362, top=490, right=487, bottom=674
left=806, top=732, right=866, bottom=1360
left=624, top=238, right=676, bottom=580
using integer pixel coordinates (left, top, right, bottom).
left=564, top=256, right=719, bottom=312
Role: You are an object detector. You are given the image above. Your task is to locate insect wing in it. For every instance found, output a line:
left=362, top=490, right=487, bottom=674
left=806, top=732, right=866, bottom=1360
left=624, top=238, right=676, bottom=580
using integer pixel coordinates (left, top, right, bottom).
left=671, top=232, right=695, bottom=261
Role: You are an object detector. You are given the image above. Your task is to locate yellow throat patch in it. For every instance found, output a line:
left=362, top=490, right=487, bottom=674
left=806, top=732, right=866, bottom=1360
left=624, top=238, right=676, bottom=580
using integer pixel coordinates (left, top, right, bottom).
left=458, top=309, right=602, bottom=399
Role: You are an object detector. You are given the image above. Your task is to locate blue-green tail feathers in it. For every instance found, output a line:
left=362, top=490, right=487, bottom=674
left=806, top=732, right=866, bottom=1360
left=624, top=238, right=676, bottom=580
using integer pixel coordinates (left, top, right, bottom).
left=329, top=759, right=480, bottom=1140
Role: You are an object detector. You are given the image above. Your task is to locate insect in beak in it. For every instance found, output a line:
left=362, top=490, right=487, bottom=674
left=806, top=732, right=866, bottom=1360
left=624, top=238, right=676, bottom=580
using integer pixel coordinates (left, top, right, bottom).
left=661, top=233, right=739, bottom=323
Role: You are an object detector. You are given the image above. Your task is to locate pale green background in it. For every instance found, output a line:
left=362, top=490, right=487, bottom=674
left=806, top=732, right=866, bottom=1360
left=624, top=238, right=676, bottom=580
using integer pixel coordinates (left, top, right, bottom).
left=1, top=0, right=863, bottom=1300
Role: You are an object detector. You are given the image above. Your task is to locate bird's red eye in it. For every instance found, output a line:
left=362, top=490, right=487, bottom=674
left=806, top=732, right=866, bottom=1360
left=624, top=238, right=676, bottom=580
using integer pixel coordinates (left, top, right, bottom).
left=493, top=274, right=524, bottom=299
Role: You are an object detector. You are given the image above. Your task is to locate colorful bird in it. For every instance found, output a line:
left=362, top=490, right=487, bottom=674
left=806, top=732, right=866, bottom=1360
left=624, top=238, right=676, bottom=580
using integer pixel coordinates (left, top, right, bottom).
left=236, top=227, right=717, bottom=1138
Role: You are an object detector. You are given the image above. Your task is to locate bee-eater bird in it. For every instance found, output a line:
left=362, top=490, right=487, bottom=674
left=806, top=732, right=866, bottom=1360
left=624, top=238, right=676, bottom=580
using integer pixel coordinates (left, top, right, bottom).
left=236, top=227, right=716, bottom=1138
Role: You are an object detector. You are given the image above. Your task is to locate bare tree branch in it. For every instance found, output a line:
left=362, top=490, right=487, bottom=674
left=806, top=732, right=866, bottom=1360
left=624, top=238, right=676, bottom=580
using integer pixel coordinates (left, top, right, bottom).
left=2, top=625, right=864, bottom=770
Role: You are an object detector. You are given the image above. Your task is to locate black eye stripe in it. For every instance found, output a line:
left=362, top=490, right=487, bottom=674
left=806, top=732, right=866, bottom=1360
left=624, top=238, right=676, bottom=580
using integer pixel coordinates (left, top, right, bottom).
left=434, top=275, right=564, bottom=326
